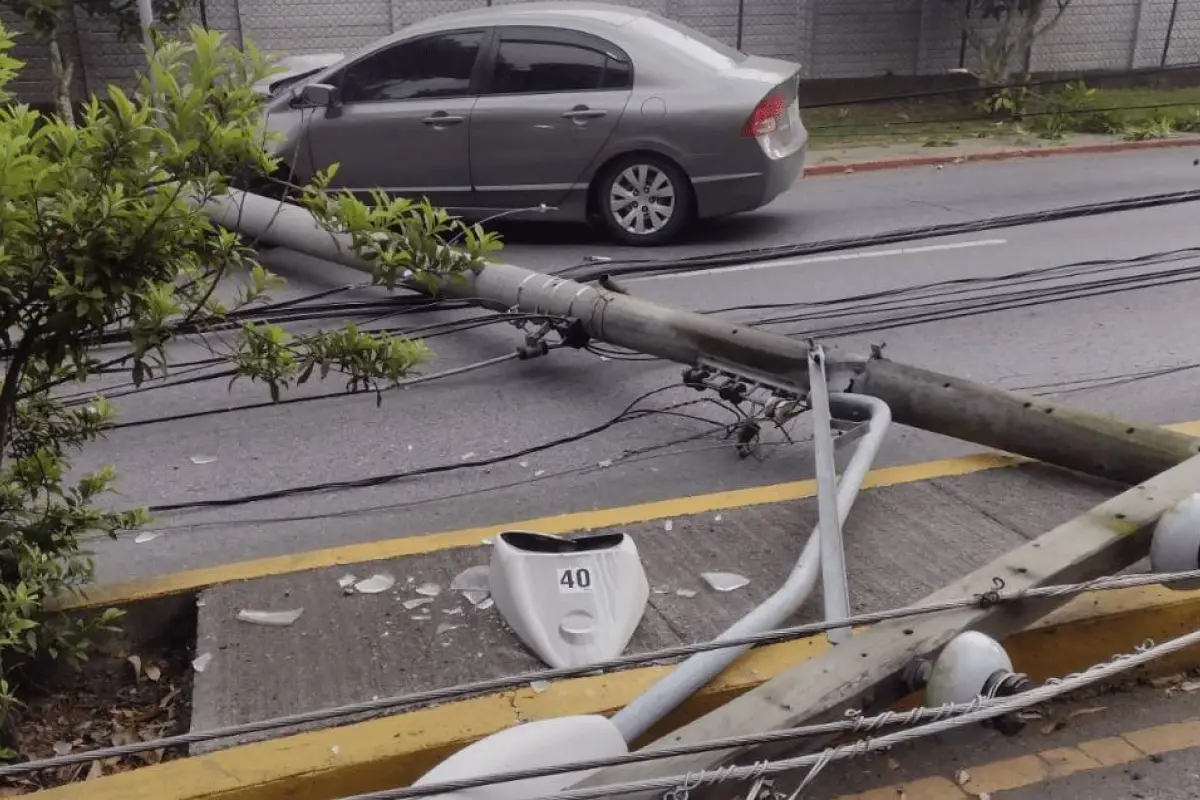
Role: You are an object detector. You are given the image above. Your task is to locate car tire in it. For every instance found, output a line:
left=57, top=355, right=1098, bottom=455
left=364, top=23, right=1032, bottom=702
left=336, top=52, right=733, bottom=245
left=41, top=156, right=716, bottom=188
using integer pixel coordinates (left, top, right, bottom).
left=595, top=153, right=694, bottom=247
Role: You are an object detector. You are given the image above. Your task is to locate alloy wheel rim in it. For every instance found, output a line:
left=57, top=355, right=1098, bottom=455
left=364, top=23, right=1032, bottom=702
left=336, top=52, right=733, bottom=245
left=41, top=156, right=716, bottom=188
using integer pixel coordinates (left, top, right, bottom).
left=609, top=164, right=676, bottom=235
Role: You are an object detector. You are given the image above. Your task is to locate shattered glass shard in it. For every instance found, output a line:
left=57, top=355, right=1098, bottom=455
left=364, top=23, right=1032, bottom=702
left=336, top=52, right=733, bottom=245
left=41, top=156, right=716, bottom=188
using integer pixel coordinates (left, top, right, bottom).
left=700, top=572, right=750, bottom=593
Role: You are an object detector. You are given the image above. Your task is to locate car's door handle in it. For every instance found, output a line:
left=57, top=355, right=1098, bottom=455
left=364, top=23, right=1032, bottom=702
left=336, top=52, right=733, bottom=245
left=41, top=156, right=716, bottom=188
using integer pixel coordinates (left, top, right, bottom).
left=562, top=107, right=607, bottom=120
left=422, top=113, right=465, bottom=126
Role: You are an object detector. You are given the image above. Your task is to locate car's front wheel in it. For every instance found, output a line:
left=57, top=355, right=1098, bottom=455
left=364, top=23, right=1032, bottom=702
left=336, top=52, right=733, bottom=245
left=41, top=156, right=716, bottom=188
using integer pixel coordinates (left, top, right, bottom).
left=595, top=154, right=694, bottom=247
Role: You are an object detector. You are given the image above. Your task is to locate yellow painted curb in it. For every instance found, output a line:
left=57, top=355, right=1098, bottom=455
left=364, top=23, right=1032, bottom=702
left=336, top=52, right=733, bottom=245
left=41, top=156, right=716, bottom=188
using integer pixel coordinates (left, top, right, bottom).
left=59, top=451, right=1019, bottom=611
left=60, top=421, right=1200, bottom=613
left=835, top=713, right=1200, bottom=799
left=38, top=581, right=1200, bottom=800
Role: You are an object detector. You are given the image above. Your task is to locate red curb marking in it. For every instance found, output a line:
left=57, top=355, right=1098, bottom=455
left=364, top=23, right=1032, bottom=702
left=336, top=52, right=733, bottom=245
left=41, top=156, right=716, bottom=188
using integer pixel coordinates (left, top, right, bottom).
left=803, top=137, right=1200, bottom=178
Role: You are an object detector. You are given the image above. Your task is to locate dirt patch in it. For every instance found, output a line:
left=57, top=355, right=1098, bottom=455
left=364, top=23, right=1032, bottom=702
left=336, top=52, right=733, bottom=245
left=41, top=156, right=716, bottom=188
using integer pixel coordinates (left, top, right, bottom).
left=0, top=612, right=195, bottom=795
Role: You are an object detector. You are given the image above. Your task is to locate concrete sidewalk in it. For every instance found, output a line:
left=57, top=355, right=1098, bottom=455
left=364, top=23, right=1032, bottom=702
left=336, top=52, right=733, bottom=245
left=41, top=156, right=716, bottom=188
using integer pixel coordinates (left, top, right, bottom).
left=187, top=461, right=1120, bottom=751
left=804, top=131, right=1200, bottom=175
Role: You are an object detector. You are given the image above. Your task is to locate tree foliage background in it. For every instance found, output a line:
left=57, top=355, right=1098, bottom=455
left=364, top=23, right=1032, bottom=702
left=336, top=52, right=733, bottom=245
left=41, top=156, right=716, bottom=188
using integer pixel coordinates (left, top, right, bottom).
left=948, top=0, right=1074, bottom=85
left=3, top=0, right=201, bottom=121
left=0, top=19, right=499, bottom=741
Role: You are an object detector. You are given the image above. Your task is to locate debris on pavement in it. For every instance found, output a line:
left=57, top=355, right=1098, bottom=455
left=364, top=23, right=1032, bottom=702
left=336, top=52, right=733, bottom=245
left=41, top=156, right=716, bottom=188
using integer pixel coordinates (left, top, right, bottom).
left=236, top=608, right=304, bottom=626
left=451, top=565, right=490, bottom=606
left=415, top=582, right=442, bottom=597
left=191, top=652, right=213, bottom=673
left=701, top=572, right=750, bottom=592
left=352, top=573, right=396, bottom=594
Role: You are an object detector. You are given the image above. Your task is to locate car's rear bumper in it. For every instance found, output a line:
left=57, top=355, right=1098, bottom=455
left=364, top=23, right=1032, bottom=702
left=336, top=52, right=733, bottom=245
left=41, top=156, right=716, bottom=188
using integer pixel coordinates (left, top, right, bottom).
left=691, top=142, right=807, bottom=219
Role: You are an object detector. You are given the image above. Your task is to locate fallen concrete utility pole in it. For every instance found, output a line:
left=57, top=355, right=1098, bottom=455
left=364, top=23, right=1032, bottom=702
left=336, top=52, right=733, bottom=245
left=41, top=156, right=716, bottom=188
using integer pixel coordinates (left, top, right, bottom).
left=203, top=190, right=1199, bottom=486
left=204, top=190, right=1200, bottom=798
left=574, top=452, right=1200, bottom=799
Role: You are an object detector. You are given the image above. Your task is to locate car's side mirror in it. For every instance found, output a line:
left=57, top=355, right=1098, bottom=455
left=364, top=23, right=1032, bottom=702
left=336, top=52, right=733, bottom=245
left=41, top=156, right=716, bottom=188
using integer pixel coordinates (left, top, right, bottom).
left=299, top=82, right=341, bottom=108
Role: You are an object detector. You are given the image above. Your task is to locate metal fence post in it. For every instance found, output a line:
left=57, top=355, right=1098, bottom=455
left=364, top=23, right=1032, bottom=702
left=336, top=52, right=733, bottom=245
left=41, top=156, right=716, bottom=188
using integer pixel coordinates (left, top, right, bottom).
left=735, top=0, right=746, bottom=50
left=1162, top=0, right=1181, bottom=66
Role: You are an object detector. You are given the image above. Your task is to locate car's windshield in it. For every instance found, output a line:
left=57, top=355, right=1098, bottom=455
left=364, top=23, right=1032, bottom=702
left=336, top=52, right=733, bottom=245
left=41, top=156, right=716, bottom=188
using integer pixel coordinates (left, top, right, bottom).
left=629, top=14, right=749, bottom=70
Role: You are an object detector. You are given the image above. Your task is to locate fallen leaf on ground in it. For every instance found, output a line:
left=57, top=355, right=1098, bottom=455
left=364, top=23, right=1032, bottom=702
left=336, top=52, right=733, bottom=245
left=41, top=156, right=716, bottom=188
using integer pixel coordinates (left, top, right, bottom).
left=1068, top=706, right=1105, bottom=719
left=144, top=665, right=161, bottom=682
left=954, top=769, right=970, bottom=785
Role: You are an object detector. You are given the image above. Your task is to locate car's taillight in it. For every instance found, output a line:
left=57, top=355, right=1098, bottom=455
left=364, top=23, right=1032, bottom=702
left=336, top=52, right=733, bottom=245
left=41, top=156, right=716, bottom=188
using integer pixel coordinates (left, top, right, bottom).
left=742, top=90, right=787, bottom=137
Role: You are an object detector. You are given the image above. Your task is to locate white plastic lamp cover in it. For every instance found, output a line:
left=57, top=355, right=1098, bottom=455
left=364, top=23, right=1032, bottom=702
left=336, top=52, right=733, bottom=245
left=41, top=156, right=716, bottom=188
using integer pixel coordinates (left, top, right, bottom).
left=489, top=530, right=649, bottom=669
left=926, top=630, right=1013, bottom=707
left=1151, top=492, right=1200, bottom=590
left=410, top=714, right=628, bottom=799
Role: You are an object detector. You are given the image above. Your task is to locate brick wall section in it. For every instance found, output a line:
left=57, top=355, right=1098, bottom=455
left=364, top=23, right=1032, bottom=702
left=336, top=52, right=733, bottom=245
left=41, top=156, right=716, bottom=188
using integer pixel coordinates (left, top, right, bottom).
left=2, top=0, right=1192, bottom=105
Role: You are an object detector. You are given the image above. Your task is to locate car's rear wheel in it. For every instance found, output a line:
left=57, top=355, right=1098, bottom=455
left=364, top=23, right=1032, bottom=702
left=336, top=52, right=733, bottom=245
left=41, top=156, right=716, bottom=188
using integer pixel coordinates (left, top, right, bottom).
left=595, top=153, right=694, bottom=247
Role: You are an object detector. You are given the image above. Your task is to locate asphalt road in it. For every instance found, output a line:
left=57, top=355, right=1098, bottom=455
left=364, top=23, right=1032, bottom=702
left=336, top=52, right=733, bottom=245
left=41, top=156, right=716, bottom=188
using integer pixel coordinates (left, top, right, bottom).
left=79, top=146, right=1200, bottom=584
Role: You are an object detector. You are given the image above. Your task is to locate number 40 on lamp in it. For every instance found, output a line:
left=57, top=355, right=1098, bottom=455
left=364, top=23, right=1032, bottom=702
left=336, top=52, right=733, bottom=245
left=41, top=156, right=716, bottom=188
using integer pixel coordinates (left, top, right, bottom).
left=558, top=566, right=593, bottom=593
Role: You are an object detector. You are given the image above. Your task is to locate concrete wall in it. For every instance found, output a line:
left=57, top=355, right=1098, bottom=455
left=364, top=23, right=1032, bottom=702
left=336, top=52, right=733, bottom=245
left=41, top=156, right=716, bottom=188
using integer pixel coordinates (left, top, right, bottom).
left=4, top=0, right=1200, bottom=103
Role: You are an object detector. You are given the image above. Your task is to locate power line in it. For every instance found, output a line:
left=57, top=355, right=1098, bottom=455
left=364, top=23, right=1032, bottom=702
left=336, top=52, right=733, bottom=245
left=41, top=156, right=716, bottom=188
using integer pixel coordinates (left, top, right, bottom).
left=111, top=418, right=794, bottom=539
left=6, top=567, right=1196, bottom=778
left=518, top=630, right=1200, bottom=800
left=143, top=385, right=715, bottom=513
left=555, top=189, right=1200, bottom=282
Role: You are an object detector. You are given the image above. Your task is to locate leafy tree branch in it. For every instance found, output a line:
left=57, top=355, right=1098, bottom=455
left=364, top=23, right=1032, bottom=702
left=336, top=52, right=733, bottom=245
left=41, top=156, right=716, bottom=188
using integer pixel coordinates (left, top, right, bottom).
left=0, top=21, right=500, bottom=739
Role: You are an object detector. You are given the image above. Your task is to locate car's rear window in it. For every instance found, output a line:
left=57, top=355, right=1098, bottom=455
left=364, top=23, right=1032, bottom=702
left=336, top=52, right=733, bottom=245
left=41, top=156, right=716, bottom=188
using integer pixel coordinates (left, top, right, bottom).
left=628, top=14, right=749, bottom=70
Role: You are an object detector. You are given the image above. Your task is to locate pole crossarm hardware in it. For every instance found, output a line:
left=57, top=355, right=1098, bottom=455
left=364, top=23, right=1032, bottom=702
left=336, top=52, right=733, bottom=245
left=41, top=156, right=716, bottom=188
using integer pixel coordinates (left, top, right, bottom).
left=201, top=189, right=1200, bottom=486
left=201, top=190, right=822, bottom=389
left=573, top=452, right=1200, bottom=798
left=200, top=190, right=1200, bottom=798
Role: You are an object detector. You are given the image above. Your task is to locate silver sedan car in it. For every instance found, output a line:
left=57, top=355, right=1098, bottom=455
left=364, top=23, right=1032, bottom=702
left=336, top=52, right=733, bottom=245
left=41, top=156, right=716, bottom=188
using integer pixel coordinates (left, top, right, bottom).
left=261, top=1, right=808, bottom=246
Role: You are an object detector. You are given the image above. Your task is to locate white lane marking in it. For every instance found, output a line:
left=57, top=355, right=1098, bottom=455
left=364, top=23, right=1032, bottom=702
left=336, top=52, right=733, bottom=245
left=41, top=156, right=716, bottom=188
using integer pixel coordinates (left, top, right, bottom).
left=627, top=238, right=1009, bottom=282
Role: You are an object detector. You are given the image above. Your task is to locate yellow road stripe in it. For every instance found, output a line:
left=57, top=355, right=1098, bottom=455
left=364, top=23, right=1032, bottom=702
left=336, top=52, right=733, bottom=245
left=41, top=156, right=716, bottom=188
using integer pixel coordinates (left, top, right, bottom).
left=64, top=418, right=1200, bottom=612
left=37, top=581, right=1200, bottom=800
left=61, top=451, right=1018, bottom=610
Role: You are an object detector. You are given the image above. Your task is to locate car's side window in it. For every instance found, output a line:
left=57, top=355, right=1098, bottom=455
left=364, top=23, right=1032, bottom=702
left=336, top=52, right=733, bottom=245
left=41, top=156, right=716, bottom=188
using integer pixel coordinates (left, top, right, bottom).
left=340, top=30, right=486, bottom=104
left=489, top=33, right=633, bottom=95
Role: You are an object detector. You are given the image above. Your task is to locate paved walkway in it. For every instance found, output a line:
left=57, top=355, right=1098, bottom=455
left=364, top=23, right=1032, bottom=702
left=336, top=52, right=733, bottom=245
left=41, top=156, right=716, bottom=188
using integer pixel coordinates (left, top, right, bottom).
left=806, top=131, right=1200, bottom=173
left=188, top=461, right=1120, bottom=751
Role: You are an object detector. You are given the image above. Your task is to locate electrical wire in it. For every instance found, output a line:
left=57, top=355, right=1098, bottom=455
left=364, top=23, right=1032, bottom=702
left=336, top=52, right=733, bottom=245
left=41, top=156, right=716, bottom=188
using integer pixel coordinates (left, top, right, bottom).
left=101, top=352, right=523, bottom=431
left=7, top=567, right=1198, bottom=778
left=110, top=414, right=794, bottom=539
left=553, top=188, right=1200, bottom=282
left=341, top=698, right=1004, bottom=800
left=521, top=631, right=1200, bottom=800
left=767, top=262, right=1200, bottom=341
left=142, top=385, right=709, bottom=513
left=53, top=310, right=563, bottom=410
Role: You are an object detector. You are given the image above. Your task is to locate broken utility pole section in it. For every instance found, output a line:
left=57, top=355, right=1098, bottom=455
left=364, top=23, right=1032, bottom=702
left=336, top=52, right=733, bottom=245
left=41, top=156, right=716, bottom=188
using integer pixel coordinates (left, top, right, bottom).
left=201, top=190, right=1200, bottom=799
left=204, top=189, right=1200, bottom=487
